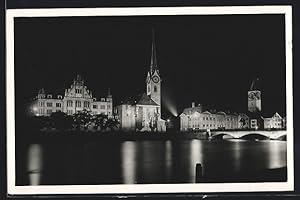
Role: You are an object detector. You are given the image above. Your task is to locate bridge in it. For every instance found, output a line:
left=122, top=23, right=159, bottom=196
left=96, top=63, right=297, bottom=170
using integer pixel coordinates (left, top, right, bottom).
left=210, top=130, right=287, bottom=140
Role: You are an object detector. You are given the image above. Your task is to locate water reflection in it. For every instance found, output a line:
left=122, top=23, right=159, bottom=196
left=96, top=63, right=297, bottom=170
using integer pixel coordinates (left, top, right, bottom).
left=27, top=144, right=43, bottom=185
left=232, top=140, right=242, bottom=171
left=268, top=140, right=286, bottom=169
left=121, top=141, right=137, bottom=184
left=22, top=139, right=287, bottom=185
left=165, top=140, right=172, bottom=181
left=189, top=140, right=203, bottom=183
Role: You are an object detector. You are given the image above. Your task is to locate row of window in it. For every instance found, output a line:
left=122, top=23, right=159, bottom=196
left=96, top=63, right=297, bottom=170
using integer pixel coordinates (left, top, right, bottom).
left=92, top=104, right=111, bottom=109
left=75, top=89, right=82, bottom=94
left=38, top=102, right=62, bottom=108
left=188, top=116, right=237, bottom=121
left=38, top=109, right=61, bottom=114
left=39, top=101, right=111, bottom=110
left=184, top=123, right=235, bottom=128
left=67, top=100, right=90, bottom=108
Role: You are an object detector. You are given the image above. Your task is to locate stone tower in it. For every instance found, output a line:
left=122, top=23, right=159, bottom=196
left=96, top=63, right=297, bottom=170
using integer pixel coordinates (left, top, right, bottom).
left=146, top=29, right=161, bottom=118
left=248, top=78, right=262, bottom=113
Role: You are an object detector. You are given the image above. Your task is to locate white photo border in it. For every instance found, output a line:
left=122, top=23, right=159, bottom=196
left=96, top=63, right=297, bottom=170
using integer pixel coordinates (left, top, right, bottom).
left=6, top=6, right=294, bottom=195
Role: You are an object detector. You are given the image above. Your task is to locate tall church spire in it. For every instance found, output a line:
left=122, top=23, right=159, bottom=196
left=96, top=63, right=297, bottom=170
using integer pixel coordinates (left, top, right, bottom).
left=150, top=28, right=158, bottom=75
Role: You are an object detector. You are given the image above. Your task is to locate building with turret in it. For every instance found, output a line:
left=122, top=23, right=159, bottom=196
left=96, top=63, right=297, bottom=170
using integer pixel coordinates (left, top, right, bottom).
left=30, top=75, right=113, bottom=117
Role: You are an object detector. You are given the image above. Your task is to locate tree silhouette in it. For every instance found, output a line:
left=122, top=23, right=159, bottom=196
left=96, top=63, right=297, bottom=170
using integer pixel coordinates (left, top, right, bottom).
left=92, top=113, right=107, bottom=130
left=72, top=109, right=93, bottom=130
left=104, top=118, right=120, bottom=131
left=50, top=111, right=73, bottom=130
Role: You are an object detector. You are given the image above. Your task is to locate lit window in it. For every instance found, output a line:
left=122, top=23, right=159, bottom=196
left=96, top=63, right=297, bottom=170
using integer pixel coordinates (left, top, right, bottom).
left=67, top=100, right=73, bottom=107
left=76, top=101, right=81, bottom=107
left=75, top=89, right=82, bottom=94
left=84, top=101, right=90, bottom=108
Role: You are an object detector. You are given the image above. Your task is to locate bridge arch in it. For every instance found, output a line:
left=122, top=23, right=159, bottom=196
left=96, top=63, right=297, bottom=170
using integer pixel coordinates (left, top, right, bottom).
left=210, top=130, right=287, bottom=140
left=240, top=133, right=270, bottom=140
left=211, top=132, right=236, bottom=140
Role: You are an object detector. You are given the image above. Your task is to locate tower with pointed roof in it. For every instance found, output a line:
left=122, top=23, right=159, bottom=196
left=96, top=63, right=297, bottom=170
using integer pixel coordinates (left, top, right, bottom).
left=146, top=29, right=161, bottom=118
left=248, top=78, right=262, bottom=113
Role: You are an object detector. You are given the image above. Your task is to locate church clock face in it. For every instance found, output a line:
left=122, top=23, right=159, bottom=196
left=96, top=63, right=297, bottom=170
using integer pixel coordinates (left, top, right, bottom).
left=152, top=75, right=160, bottom=83
left=254, top=91, right=261, bottom=99
left=248, top=92, right=255, bottom=100
left=248, top=91, right=261, bottom=100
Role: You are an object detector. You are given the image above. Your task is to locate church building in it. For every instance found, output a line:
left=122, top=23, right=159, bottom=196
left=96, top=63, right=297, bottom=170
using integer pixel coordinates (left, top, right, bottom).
left=247, top=78, right=264, bottom=129
left=114, top=30, right=166, bottom=132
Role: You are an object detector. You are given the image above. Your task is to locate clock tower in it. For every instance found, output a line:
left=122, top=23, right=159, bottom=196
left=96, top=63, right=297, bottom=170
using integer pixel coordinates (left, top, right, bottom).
left=146, top=29, right=161, bottom=117
left=248, top=78, right=262, bottom=113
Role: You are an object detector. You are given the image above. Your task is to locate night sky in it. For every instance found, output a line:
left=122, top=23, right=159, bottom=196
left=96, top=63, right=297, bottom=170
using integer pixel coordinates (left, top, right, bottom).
left=15, top=14, right=286, bottom=118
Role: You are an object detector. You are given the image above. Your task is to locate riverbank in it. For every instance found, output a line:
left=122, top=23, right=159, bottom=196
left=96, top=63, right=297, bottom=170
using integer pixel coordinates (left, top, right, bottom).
left=19, top=130, right=208, bottom=143
left=18, top=129, right=287, bottom=144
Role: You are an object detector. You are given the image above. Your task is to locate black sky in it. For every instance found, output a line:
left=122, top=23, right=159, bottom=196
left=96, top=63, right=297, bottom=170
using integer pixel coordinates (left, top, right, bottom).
left=14, top=14, right=286, bottom=118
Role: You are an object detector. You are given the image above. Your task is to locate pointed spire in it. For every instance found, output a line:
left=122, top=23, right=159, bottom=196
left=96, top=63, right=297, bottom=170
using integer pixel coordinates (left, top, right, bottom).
left=150, top=28, right=158, bottom=74
left=250, top=77, right=260, bottom=90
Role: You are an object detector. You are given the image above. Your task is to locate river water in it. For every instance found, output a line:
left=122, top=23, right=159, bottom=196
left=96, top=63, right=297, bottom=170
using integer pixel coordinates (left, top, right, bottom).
left=16, top=138, right=287, bottom=185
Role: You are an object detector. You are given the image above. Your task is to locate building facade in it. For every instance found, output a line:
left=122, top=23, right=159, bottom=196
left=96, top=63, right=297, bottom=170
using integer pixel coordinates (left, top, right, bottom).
left=263, top=112, right=283, bottom=129
left=179, top=103, right=246, bottom=131
left=114, top=31, right=166, bottom=132
left=31, top=75, right=113, bottom=117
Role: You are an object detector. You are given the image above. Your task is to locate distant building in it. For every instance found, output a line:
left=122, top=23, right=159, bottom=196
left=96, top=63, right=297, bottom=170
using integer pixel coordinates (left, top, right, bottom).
left=114, top=30, right=166, bottom=132
left=263, top=112, right=283, bottom=129
left=179, top=103, right=245, bottom=131
left=179, top=78, right=286, bottom=131
left=30, top=75, right=113, bottom=117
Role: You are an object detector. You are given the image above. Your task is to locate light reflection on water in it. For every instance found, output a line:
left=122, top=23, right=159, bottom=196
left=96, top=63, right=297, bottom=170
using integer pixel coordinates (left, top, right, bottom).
left=121, top=141, right=137, bottom=184
left=27, top=144, right=43, bottom=185
left=24, top=139, right=287, bottom=185
left=189, top=140, right=203, bottom=183
left=165, top=140, right=172, bottom=181
left=267, top=140, right=287, bottom=169
left=232, top=140, right=242, bottom=171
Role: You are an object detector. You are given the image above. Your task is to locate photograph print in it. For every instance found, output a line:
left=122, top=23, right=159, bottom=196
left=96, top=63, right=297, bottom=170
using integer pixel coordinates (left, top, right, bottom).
left=6, top=6, right=293, bottom=194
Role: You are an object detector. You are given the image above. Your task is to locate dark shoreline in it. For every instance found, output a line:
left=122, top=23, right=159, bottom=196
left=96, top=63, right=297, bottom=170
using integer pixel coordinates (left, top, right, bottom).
left=17, top=129, right=287, bottom=144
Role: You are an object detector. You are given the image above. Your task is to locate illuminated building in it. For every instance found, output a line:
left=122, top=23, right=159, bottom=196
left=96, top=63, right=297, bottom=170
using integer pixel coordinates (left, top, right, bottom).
left=179, top=103, right=247, bottom=131
left=247, top=78, right=263, bottom=129
left=114, top=30, right=166, bottom=132
left=262, top=112, right=283, bottom=129
left=180, top=78, right=286, bottom=131
left=30, top=75, right=113, bottom=117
